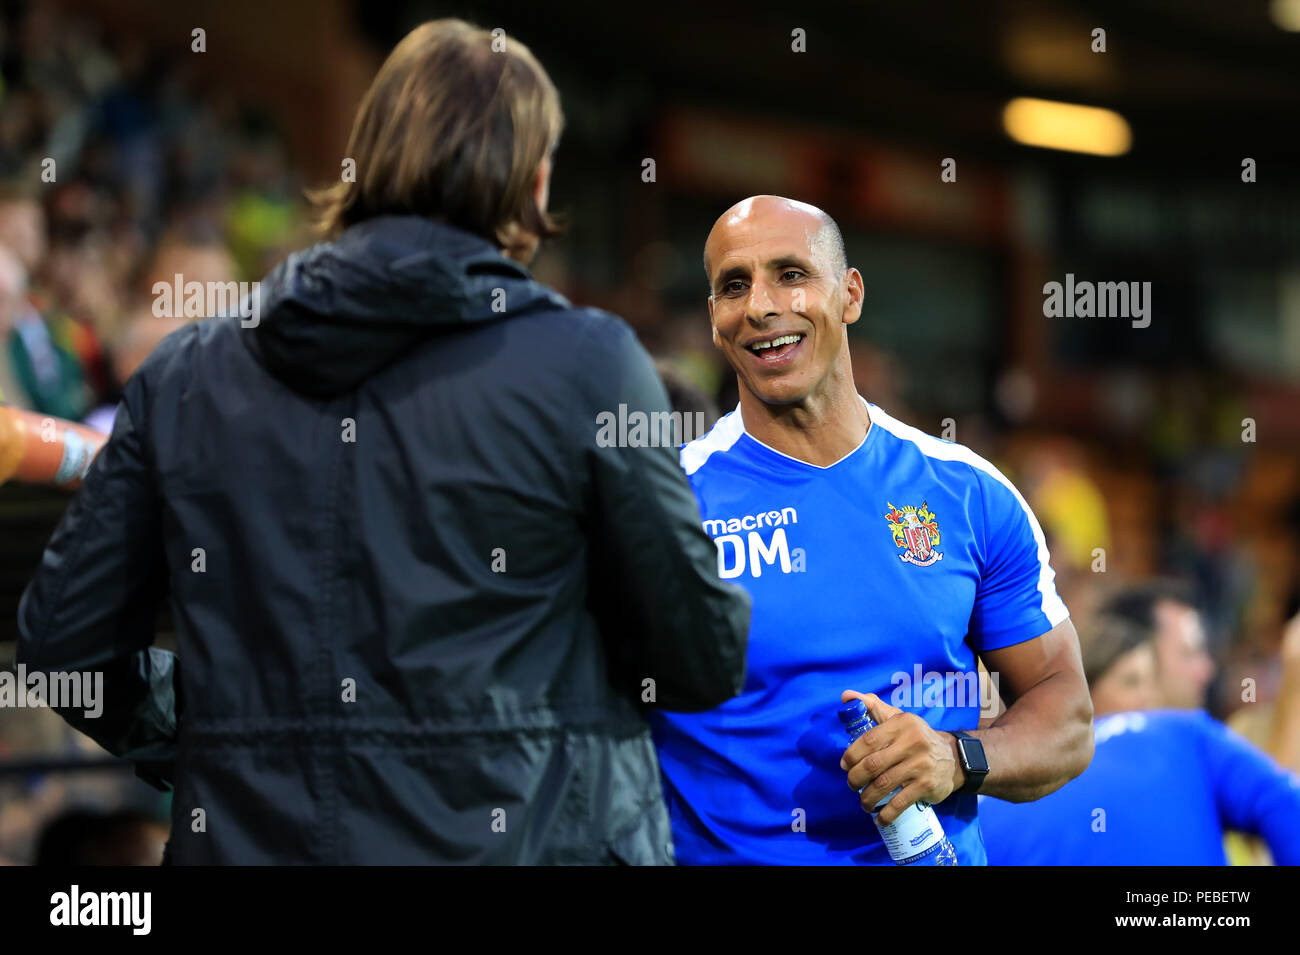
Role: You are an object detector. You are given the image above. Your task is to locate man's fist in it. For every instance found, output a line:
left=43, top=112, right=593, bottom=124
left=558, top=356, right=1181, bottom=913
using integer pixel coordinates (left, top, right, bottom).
left=839, top=690, right=965, bottom=826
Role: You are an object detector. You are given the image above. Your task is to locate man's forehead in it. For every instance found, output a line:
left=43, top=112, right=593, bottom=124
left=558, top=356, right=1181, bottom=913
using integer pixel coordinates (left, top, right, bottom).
left=1155, top=601, right=1202, bottom=637
left=711, top=221, right=819, bottom=259
left=707, top=215, right=833, bottom=272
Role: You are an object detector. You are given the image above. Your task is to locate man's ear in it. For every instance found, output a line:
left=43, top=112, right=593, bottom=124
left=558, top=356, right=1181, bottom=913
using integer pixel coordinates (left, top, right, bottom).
left=708, top=296, right=721, bottom=348
left=842, top=268, right=865, bottom=327
left=533, top=154, right=552, bottom=213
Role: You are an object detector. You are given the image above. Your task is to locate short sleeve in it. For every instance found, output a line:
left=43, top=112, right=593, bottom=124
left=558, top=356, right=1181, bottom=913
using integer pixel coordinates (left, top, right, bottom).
left=1194, top=711, right=1300, bottom=865
left=967, top=464, right=1069, bottom=651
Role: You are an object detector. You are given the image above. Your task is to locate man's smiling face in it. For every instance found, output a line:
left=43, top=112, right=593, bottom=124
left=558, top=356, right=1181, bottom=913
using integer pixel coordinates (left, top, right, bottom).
left=705, top=196, right=862, bottom=408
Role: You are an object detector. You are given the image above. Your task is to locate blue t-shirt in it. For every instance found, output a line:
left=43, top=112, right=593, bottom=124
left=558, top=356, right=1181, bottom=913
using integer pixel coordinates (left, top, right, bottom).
left=979, top=708, right=1300, bottom=865
left=650, top=398, right=1069, bottom=864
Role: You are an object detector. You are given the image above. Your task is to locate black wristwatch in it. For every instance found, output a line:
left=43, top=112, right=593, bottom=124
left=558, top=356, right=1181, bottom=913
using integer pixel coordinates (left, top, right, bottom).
left=952, top=730, right=989, bottom=795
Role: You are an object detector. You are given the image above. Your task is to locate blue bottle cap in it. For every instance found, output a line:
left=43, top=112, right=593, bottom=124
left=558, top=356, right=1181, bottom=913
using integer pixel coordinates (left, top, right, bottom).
left=837, top=699, right=868, bottom=724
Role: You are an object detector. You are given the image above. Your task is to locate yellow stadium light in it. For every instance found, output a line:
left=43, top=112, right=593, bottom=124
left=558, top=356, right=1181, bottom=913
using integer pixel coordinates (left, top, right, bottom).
left=1002, top=97, right=1132, bottom=157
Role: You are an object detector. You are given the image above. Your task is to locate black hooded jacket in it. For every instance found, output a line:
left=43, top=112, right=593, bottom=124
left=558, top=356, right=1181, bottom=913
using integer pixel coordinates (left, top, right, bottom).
left=16, top=216, right=750, bottom=864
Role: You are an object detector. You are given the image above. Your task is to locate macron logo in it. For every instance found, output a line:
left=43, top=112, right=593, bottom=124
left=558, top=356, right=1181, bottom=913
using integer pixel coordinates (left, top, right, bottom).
left=702, top=507, right=805, bottom=578
left=702, top=506, right=798, bottom=537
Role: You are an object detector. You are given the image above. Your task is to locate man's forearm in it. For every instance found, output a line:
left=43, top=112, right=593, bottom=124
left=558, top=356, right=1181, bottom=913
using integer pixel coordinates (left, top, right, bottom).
left=946, top=669, right=1094, bottom=803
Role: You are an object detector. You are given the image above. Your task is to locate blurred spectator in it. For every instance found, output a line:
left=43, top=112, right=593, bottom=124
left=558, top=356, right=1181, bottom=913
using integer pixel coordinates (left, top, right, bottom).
left=0, top=179, right=107, bottom=417
left=139, top=227, right=239, bottom=298
left=1101, top=579, right=1215, bottom=711
left=0, top=243, right=93, bottom=420
left=0, top=1, right=306, bottom=865
left=1267, top=612, right=1300, bottom=774
left=0, top=185, right=46, bottom=272
left=979, top=613, right=1300, bottom=865
left=1080, top=615, right=1161, bottom=714
left=83, top=309, right=185, bottom=433
left=656, top=358, right=719, bottom=429
left=1019, top=437, right=1112, bottom=574
left=1222, top=610, right=1300, bottom=864
left=0, top=245, right=29, bottom=405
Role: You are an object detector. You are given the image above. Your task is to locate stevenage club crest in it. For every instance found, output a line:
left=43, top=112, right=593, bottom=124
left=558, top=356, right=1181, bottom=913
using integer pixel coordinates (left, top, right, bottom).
left=885, top=502, right=943, bottom=566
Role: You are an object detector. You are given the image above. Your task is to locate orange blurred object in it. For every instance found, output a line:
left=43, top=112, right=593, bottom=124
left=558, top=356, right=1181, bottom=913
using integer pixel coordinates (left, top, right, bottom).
left=0, top=406, right=107, bottom=488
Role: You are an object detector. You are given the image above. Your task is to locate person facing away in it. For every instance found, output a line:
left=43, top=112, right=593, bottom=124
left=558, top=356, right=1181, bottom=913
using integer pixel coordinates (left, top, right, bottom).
left=16, top=19, right=750, bottom=865
left=650, top=196, right=1094, bottom=864
left=979, top=613, right=1300, bottom=864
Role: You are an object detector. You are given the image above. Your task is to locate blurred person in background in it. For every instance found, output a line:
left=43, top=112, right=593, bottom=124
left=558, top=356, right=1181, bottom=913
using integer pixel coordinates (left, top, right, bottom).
left=1101, top=579, right=1215, bottom=711
left=138, top=228, right=241, bottom=298
left=41, top=188, right=134, bottom=350
left=0, top=245, right=30, bottom=406
left=1246, top=609, right=1300, bottom=774
left=1018, top=438, right=1112, bottom=576
left=655, top=358, right=719, bottom=432
left=1222, top=607, right=1300, bottom=864
left=82, top=310, right=186, bottom=434
left=979, top=613, right=1300, bottom=865
left=17, top=18, right=749, bottom=865
left=0, top=191, right=98, bottom=419
left=0, top=185, right=47, bottom=274
left=68, top=228, right=243, bottom=432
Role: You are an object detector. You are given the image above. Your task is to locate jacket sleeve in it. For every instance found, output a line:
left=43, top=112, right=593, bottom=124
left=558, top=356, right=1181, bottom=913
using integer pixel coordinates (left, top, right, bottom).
left=575, top=315, right=750, bottom=712
left=15, top=375, right=176, bottom=790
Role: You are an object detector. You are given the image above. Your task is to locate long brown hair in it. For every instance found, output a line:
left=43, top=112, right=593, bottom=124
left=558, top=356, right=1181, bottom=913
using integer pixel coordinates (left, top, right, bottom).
left=309, top=19, right=563, bottom=260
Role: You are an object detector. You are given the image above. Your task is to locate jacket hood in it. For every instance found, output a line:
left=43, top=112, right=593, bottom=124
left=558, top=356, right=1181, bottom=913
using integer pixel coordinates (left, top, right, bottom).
left=245, top=215, right=570, bottom=397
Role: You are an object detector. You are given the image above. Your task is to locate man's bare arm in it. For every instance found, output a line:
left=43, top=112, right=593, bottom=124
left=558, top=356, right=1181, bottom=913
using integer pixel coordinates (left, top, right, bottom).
left=841, top=618, right=1094, bottom=824
left=958, top=618, right=1095, bottom=803
left=977, top=657, right=1003, bottom=728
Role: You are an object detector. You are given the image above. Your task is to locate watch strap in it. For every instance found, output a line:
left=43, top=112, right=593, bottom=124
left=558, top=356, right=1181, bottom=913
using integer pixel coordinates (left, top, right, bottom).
left=953, top=730, right=988, bottom=796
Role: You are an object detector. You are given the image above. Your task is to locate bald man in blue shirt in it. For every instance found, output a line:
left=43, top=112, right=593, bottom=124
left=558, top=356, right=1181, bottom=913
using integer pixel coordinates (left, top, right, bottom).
left=650, top=196, right=1095, bottom=864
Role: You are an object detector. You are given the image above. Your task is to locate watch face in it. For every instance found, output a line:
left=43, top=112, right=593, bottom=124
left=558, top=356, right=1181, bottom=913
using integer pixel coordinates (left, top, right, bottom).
left=961, top=738, right=990, bottom=774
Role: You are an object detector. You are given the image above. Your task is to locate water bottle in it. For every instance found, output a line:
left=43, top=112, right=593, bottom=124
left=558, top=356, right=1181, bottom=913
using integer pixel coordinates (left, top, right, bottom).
left=838, top=699, right=958, bottom=866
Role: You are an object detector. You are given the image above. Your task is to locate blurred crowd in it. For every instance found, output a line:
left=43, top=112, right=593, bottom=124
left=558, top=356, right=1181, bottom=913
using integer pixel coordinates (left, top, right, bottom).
left=0, top=2, right=305, bottom=427
left=0, top=1, right=306, bottom=865
left=1, top=3, right=1297, bottom=865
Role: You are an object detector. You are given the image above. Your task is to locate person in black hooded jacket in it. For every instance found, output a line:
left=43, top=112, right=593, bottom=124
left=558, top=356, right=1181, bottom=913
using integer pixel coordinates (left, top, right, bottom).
left=15, top=19, right=750, bottom=864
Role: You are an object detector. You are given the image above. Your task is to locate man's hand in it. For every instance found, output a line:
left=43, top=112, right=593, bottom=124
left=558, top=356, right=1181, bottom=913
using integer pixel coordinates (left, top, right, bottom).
left=839, top=690, right=966, bottom=826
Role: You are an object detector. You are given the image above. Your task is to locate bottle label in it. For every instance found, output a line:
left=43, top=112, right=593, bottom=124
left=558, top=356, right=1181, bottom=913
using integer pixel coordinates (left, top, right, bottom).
left=840, top=702, right=955, bottom=864
left=872, top=793, right=946, bottom=864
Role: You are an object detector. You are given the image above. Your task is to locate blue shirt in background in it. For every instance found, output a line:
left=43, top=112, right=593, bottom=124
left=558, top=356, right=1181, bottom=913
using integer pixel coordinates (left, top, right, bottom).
left=979, top=708, right=1300, bottom=865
